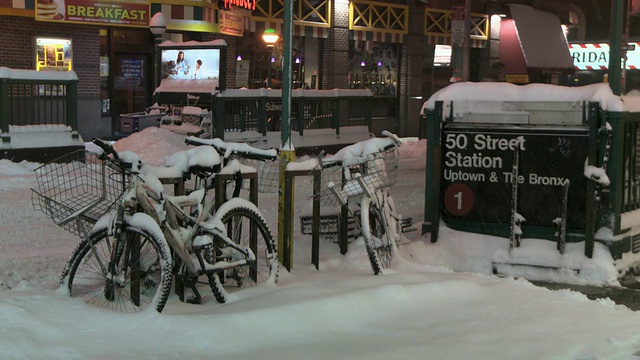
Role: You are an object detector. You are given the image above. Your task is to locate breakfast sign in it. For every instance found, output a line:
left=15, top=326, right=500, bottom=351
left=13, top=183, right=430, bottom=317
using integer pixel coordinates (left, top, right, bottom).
left=36, top=0, right=149, bottom=27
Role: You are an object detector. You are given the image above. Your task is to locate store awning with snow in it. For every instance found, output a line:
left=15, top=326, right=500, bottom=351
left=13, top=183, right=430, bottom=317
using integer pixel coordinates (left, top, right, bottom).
left=499, top=4, right=574, bottom=77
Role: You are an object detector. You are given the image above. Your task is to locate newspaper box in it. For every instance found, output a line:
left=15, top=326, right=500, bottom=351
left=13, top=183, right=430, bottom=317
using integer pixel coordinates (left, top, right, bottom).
left=119, top=112, right=163, bottom=135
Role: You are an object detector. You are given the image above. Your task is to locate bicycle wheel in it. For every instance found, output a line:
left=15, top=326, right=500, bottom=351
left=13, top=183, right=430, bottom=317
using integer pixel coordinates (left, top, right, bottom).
left=211, top=199, right=278, bottom=298
left=65, top=215, right=173, bottom=313
left=368, top=203, right=393, bottom=269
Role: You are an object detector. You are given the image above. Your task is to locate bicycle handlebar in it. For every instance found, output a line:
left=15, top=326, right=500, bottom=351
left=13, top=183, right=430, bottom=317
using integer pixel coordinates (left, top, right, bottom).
left=185, top=136, right=278, bottom=162
left=92, top=138, right=119, bottom=160
left=319, top=133, right=400, bottom=170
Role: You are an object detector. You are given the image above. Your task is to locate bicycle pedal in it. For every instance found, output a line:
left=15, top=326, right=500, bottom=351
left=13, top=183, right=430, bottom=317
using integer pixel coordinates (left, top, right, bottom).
left=401, top=226, right=418, bottom=233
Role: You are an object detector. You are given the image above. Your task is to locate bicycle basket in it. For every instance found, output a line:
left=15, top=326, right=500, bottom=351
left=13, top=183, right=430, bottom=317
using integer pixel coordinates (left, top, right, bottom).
left=239, top=158, right=281, bottom=193
left=31, top=150, right=128, bottom=237
left=318, top=147, right=398, bottom=206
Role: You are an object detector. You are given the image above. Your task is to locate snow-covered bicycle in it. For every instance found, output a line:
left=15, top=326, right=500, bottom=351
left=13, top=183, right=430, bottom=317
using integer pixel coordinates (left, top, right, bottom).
left=318, top=131, right=403, bottom=274
left=33, top=138, right=279, bottom=312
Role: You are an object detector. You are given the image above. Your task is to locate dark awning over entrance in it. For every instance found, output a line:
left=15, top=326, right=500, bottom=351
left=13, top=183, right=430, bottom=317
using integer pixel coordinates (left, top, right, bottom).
left=502, top=4, right=574, bottom=74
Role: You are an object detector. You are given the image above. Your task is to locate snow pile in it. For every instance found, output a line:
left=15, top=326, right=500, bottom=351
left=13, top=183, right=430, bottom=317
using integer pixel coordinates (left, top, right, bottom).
left=0, top=130, right=640, bottom=358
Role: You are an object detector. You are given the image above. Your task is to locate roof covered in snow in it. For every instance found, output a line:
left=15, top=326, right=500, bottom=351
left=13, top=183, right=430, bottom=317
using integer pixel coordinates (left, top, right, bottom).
left=422, top=82, right=640, bottom=115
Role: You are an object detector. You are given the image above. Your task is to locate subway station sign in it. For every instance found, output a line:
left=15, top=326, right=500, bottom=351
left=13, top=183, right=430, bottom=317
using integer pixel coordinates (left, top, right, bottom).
left=569, top=42, right=640, bottom=70
left=441, top=125, right=589, bottom=230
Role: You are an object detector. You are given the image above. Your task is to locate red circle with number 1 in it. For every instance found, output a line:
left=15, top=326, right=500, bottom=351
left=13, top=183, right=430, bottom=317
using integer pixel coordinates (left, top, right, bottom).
left=443, top=183, right=475, bottom=216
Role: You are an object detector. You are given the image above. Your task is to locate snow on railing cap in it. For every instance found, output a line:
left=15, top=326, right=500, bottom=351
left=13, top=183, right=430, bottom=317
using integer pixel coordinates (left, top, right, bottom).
left=421, top=82, right=630, bottom=114
left=0, top=67, right=78, bottom=81
left=218, top=88, right=372, bottom=98
left=158, top=40, right=227, bottom=47
left=154, top=78, right=219, bottom=95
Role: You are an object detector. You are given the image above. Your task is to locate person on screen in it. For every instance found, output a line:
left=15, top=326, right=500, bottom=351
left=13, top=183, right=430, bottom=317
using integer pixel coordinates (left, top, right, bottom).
left=193, top=59, right=203, bottom=79
left=175, top=51, right=189, bottom=78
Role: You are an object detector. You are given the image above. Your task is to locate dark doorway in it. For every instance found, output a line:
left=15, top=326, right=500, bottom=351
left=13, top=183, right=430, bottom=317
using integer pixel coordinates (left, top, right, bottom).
left=111, top=53, right=152, bottom=135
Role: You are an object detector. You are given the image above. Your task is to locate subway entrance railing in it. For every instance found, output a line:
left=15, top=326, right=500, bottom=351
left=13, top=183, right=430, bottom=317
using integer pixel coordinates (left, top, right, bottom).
left=0, top=67, right=79, bottom=144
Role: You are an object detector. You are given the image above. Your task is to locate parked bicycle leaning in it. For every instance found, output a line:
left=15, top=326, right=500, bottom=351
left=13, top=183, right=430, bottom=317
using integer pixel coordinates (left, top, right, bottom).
left=318, top=131, right=408, bottom=275
left=33, top=138, right=279, bottom=313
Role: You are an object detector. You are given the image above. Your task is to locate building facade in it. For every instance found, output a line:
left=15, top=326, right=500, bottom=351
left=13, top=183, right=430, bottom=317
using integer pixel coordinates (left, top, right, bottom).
left=0, top=0, right=630, bottom=141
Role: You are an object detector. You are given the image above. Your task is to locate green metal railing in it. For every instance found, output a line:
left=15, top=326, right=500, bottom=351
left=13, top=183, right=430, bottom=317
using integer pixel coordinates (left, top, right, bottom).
left=0, top=71, right=78, bottom=143
left=422, top=100, right=640, bottom=259
left=607, top=111, right=640, bottom=215
left=213, top=89, right=372, bottom=139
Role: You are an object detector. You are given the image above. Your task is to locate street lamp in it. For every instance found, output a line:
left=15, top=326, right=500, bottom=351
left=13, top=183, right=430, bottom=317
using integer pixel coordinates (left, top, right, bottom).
left=149, top=12, right=167, bottom=90
left=262, top=28, right=279, bottom=88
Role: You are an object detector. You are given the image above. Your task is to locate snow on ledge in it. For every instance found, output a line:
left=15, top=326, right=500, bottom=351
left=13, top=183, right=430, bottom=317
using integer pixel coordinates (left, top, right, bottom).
left=421, top=82, right=631, bottom=115
left=154, top=78, right=219, bottom=94
left=158, top=40, right=227, bottom=48
left=218, top=88, right=372, bottom=98
left=0, top=67, right=78, bottom=81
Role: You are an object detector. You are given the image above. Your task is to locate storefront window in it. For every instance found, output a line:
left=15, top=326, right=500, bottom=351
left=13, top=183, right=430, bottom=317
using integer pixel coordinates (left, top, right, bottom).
left=237, top=32, right=321, bottom=89
left=349, top=41, right=399, bottom=96
left=100, top=30, right=110, bottom=116
left=35, top=37, right=72, bottom=71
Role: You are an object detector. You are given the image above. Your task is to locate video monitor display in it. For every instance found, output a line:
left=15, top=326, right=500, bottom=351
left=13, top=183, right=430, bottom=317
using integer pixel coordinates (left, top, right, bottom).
left=161, top=48, right=221, bottom=81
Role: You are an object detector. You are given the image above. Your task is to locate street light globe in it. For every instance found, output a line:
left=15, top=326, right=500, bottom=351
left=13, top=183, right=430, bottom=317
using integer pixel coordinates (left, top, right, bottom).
left=150, top=12, right=167, bottom=37
left=262, top=28, right=279, bottom=47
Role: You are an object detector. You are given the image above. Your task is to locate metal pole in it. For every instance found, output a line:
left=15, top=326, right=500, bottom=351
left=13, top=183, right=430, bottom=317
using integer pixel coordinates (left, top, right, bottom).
left=267, top=48, right=271, bottom=88
left=154, top=37, right=161, bottom=91
left=278, top=0, right=295, bottom=271
left=462, top=0, right=471, bottom=81
left=609, top=0, right=624, bottom=95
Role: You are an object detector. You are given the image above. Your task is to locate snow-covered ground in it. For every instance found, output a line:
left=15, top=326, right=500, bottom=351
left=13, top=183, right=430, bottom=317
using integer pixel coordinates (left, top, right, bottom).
left=1, top=127, right=639, bottom=359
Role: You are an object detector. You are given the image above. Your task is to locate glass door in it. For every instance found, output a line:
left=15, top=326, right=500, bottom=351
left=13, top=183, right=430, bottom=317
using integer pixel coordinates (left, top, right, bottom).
left=111, top=53, right=151, bottom=135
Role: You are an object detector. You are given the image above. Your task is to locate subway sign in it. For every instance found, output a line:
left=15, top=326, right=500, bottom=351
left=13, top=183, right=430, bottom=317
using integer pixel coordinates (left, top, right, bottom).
left=569, top=42, right=640, bottom=70
left=440, top=125, right=589, bottom=230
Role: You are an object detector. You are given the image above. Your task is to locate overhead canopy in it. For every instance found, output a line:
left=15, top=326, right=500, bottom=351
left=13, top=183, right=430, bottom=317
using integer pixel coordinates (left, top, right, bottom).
left=503, top=4, right=574, bottom=74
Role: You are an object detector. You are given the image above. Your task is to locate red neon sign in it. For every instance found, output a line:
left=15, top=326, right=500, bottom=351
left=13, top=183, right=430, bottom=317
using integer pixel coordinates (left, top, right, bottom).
left=224, top=0, right=255, bottom=11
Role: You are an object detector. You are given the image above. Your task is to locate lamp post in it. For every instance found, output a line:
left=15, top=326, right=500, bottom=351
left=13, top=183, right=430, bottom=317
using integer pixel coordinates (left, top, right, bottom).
left=149, top=12, right=167, bottom=91
left=262, top=28, right=279, bottom=88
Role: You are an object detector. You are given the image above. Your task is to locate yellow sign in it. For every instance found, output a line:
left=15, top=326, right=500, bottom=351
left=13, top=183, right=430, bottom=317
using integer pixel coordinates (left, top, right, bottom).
left=36, top=0, right=149, bottom=27
left=505, top=74, right=529, bottom=84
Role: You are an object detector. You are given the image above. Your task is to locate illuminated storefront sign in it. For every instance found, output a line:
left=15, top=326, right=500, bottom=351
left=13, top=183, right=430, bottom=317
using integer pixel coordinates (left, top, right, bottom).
left=219, top=11, right=243, bottom=37
left=35, top=0, right=149, bottom=27
left=35, top=37, right=72, bottom=71
left=569, top=42, right=640, bottom=70
left=223, top=0, right=255, bottom=11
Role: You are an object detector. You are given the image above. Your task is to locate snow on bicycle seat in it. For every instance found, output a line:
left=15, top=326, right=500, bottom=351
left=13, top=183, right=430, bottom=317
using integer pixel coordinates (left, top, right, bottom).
left=324, top=136, right=397, bottom=167
left=143, top=146, right=222, bottom=179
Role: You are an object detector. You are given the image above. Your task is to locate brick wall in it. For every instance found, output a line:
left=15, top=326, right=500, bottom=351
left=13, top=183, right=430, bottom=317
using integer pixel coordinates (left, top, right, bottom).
left=323, top=0, right=349, bottom=90
left=0, top=16, right=101, bottom=97
left=202, top=32, right=238, bottom=89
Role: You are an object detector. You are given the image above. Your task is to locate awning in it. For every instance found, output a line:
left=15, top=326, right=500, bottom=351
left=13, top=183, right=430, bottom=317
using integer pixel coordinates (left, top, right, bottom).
left=426, top=35, right=486, bottom=49
left=250, top=20, right=329, bottom=39
left=504, top=4, right=574, bottom=73
left=350, top=30, right=403, bottom=44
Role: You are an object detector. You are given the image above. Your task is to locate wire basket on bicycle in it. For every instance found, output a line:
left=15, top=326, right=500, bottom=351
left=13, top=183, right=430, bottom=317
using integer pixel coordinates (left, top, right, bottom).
left=31, top=149, right=129, bottom=237
left=319, top=146, right=398, bottom=207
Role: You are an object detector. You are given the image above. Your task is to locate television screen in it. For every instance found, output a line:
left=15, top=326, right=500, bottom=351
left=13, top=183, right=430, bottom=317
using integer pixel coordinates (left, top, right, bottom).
left=161, top=48, right=221, bottom=81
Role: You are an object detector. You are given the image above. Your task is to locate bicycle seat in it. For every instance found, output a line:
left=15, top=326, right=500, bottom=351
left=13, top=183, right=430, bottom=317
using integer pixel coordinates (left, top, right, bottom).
left=165, top=146, right=222, bottom=174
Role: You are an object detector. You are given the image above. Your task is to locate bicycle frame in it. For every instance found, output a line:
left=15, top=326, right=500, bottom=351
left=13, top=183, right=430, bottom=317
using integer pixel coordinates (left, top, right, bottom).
left=318, top=132, right=402, bottom=274
left=106, top=163, right=258, bottom=279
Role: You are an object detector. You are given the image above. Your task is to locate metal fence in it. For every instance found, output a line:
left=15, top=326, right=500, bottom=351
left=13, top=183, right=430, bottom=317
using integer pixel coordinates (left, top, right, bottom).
left=213, top=89, right=372, bottom=139
left=0, top=70, right=78, bottom=143
left=607, top=111, right=640, bottom=214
